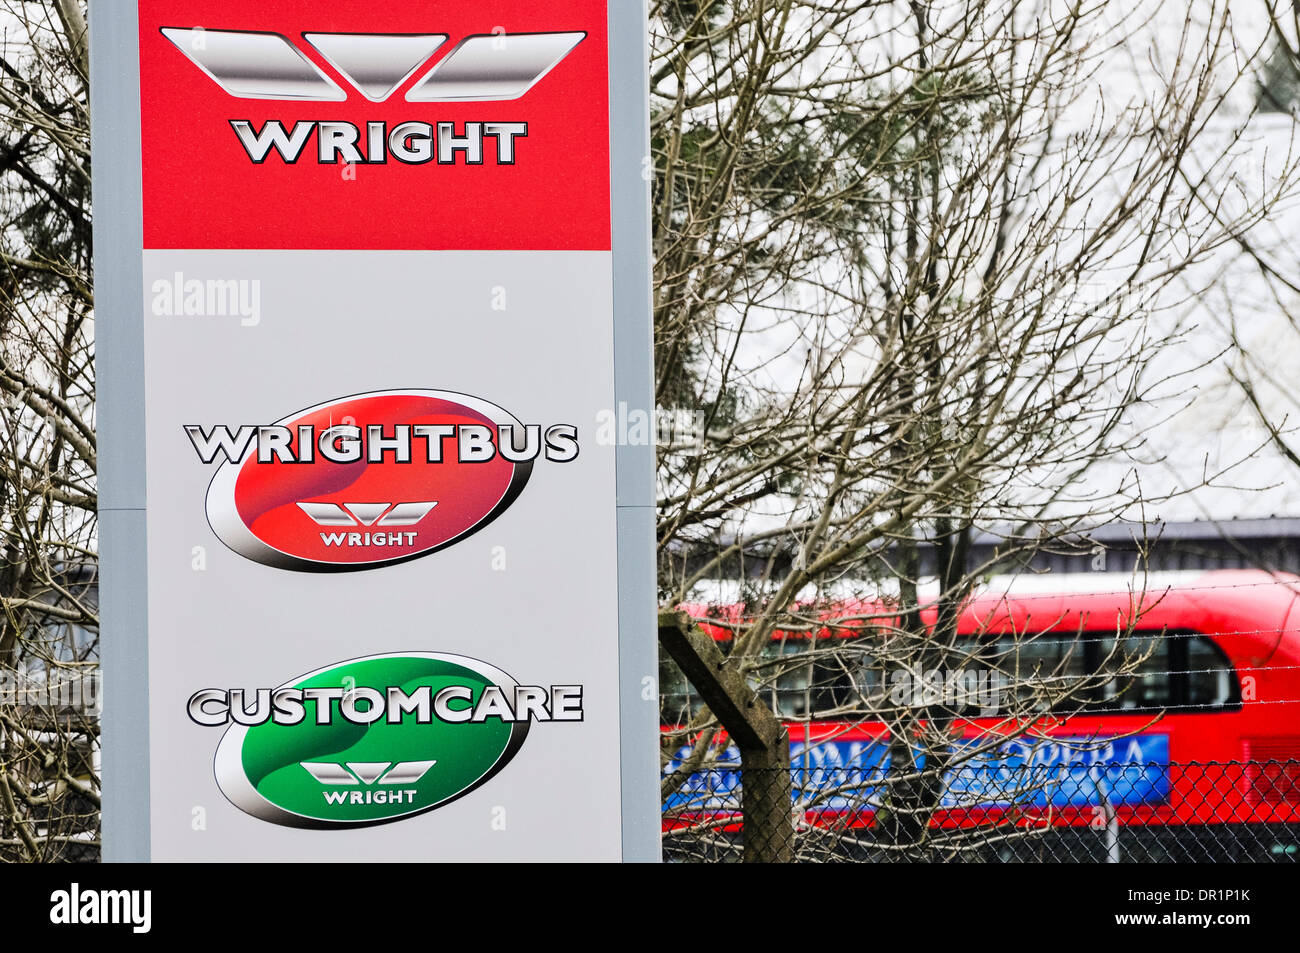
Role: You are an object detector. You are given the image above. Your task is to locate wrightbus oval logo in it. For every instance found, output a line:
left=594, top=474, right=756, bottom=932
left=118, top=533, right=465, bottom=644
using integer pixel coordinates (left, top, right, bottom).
left=190, top=652, right=583, bottom=829
left=186, top=389, right=578, bottom=572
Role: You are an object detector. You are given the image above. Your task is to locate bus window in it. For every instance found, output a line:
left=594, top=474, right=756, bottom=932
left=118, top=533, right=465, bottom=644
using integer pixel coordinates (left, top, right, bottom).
left=812, top=641, right=876, bottom=714
left=659, top=655, right=702, bottom=725
left=992, top=632, right=1091, bottom=709
left=759, top=636, right=871, bottom=718
left=1089, top=631, right=1239, bottom=712
left=1185, top=635, right=1239, bottom=708
left=772, top=639, right=812, bottom=717
left=663, top=623, right=1241, bottom=725
left=1094, top=633, right=1172, bottom=710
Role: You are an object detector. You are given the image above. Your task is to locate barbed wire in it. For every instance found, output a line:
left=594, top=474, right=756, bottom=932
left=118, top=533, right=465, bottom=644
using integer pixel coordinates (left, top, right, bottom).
left=662, top=694, right=1300, bottom=721
left=678, top=572, right=1300, bottom=616
left=686, top=621, right=1300, bottom=641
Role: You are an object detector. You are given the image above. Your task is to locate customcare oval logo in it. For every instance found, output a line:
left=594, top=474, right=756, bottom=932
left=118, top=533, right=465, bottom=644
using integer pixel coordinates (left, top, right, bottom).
left=185, top=389, right=579, bottom=571
left=190, top=652, right=584, bottom=829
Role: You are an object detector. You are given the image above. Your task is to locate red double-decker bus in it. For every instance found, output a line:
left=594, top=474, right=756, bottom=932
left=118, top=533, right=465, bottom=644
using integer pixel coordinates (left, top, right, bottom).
left=663, top=570, right=1300, bottom=859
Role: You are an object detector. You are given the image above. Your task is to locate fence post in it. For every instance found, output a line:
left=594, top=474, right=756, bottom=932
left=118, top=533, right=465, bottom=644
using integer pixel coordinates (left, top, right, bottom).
left=658, top=610, right=794, bottom=862
left=1102, top=791, right=1119, bottom=864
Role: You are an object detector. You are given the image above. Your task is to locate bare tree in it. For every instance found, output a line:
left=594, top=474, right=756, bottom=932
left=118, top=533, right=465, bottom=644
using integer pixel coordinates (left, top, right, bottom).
left=0, top=0, right=1290, bottom=863
left=651, top=0, right=1298, bottom=858
left=1159, top=3, right=1300, bottom=609
left=0, top=0, right=97, bottom=861
left=1217, top=4, right=1300, bottom=503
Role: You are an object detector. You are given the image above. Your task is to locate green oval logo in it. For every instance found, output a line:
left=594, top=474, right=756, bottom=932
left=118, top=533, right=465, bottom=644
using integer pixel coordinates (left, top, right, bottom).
left=213, top=653, right=529, bottom=828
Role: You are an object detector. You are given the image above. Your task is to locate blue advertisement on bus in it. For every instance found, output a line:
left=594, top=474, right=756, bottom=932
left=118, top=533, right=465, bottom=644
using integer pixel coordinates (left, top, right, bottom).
left=663, top=734, right=1170, bottom=812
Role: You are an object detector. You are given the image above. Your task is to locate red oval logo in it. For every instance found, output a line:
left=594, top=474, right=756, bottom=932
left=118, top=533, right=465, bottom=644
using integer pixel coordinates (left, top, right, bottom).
left=190, top=390, right=576, bottom=571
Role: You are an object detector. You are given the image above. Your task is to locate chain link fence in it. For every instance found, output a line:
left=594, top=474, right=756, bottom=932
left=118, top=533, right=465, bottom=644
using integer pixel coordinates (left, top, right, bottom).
left=662, top=760, right=1300, bottom=862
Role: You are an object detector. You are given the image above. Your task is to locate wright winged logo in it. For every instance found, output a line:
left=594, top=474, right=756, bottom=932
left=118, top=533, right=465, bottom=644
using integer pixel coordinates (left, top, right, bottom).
left=300, top=761, right=437, bottom=786
left=160, top=28, right=586, bottom=102
left=295, top=502, right=439, bottom=528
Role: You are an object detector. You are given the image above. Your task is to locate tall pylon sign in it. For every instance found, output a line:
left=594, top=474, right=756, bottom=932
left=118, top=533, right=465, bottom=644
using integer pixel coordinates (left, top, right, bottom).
left=90, top=0, right=659, bottom=861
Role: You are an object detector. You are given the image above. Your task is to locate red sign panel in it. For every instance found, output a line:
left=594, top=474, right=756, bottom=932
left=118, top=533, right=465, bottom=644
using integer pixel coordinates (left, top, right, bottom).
left=138, top=0, right=611, bottom=250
